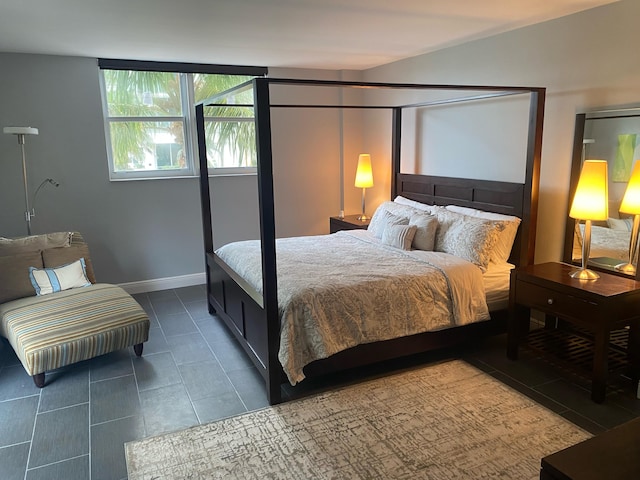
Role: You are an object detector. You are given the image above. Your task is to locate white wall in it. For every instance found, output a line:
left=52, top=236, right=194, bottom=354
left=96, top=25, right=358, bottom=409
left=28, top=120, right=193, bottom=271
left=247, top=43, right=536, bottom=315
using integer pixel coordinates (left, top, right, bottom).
left=363, top=0, right=640, bottom=263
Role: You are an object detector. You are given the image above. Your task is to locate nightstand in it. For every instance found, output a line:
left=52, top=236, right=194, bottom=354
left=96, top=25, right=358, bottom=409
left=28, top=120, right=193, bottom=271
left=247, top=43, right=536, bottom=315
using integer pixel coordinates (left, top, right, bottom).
left=329, top=214, right=370, bottom=233
left=507, top=262, right=640, bottom=403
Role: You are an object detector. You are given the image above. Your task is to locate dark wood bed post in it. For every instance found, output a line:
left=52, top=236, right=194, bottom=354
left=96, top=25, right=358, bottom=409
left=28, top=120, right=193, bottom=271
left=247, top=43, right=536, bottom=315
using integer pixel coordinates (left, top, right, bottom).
left=521, top=89, right=546, bottom=267
left=391, top=107, right=402, bottom=199
left=195, top=103, right=215, bottom=314
left=253, top=78, right=282, bottom=404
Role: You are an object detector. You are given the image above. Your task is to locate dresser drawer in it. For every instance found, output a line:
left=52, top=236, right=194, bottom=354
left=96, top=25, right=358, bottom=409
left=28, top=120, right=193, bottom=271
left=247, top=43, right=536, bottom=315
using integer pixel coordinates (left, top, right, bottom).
left=516, top=280, right=599, bottom=317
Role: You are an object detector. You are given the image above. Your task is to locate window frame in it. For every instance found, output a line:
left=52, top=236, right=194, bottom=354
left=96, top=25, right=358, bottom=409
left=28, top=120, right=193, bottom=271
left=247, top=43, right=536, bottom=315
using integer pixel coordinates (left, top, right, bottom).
left=98, top=59, right=267, bottom=181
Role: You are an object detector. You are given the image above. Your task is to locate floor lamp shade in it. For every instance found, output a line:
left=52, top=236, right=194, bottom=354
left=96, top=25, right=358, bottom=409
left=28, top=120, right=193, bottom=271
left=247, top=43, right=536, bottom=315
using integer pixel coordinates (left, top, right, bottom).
left=569, top=160, right=609, bottom=279
left=616, top=162, right=640, bottom=274
left=355, top=153, right=373, bottom=221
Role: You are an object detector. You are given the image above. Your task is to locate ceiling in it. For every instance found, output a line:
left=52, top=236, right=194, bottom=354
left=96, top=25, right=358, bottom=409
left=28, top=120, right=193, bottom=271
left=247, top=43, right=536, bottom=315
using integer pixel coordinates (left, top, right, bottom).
left=0, top=0, right=618, bottom=70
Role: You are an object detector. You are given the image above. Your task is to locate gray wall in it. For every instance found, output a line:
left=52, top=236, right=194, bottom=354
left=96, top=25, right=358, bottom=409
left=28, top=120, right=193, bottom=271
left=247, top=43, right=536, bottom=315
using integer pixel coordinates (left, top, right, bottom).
left=363, top=0, right=640, bottom=264
left=0, top=55, right=359, bottom=286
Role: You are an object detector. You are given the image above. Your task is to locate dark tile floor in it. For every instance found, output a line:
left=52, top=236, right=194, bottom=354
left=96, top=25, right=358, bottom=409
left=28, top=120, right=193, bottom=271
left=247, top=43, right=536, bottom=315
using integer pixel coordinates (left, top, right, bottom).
left=1, top=284, right=639, bottom=480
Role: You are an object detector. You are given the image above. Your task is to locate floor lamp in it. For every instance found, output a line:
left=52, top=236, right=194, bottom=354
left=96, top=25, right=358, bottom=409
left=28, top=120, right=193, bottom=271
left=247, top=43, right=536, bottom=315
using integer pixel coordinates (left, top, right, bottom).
left=3, top=126, right=39, bottom=235
left=616, top=162, right=640, bottom=275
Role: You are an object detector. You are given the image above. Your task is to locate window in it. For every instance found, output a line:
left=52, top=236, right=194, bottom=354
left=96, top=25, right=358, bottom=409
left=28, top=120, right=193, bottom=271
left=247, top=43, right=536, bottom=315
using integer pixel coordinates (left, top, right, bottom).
left=98, top=60, right=267, bottom=180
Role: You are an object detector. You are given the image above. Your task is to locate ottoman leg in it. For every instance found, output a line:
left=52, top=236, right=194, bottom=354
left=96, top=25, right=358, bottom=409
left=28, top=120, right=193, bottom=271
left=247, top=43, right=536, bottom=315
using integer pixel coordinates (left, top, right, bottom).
left=33, top=373, right=45, bottom=388
left=133, top=343, right=144, bottom=357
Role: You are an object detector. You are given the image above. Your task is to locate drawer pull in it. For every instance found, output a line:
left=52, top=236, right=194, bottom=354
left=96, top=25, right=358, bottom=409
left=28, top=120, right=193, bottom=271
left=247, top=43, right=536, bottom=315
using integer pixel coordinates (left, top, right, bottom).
left=547, top=298, right=554, bottom=305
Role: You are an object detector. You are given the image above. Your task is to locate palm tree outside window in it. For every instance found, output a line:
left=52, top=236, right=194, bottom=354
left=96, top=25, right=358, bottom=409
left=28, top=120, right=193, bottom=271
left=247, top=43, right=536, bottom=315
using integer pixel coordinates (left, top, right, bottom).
left=98, top=60, right=267, bottom=180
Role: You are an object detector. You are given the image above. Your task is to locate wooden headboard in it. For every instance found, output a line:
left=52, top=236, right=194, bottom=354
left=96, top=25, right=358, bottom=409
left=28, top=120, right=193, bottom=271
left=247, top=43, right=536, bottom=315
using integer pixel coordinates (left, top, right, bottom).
left=396, top=173, right=531, bottom=267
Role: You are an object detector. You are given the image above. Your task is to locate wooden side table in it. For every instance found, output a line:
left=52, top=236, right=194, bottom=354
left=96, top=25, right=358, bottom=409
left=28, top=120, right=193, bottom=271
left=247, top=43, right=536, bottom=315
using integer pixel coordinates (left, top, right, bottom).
left=508, top=262, right=640, bottom=403
left=329, top=214, right=370, bottom=233
left=540, top=417, right=640, bottom=479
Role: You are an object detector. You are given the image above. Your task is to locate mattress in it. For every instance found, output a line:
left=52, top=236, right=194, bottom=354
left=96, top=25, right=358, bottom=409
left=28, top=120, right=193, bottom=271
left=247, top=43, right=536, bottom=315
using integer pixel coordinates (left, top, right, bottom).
left=216, top=230, right=510, bottom=384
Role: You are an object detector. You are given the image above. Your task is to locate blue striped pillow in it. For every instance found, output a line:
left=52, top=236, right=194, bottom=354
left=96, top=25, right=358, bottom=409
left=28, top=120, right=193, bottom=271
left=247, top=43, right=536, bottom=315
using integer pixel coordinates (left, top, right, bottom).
left=29, top=258, right=91, bottom=296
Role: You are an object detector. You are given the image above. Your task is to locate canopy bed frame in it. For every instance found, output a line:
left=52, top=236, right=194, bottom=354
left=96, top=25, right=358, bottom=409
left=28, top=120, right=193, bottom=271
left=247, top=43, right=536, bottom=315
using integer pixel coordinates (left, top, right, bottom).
left=196, top=78, right=545, bottom=404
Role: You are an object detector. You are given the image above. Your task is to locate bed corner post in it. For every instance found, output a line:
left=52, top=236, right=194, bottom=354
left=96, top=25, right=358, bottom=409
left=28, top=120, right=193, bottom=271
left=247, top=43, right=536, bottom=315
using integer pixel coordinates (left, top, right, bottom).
left=522, top=88, right=545, bottom=267
left=391, top=107, right=402, bottom=199
left=195, top=103, right=215, bottom=314
left=254, top=78, right=282, bottom=405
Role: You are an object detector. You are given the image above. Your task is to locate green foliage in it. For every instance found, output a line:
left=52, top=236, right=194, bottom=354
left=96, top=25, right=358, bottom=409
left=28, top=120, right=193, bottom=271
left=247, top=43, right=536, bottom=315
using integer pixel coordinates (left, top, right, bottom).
left=104, top=70, right=256, bottom=172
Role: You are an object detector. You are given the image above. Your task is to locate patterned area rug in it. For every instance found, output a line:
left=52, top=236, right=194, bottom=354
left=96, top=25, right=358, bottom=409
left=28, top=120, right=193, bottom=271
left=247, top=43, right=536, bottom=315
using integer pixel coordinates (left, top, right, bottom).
left=125, top=360, right=590, bottom=479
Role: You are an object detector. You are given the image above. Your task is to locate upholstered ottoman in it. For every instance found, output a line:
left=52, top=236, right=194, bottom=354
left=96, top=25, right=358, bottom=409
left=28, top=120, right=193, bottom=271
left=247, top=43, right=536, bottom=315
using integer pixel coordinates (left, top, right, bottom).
left=0, top=283, right=150, bottom=387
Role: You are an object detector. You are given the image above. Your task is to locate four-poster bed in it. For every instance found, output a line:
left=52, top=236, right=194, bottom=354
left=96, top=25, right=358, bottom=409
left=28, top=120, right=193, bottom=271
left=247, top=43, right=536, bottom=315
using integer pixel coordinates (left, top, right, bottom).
left=196, top=78, right=545, bottom=404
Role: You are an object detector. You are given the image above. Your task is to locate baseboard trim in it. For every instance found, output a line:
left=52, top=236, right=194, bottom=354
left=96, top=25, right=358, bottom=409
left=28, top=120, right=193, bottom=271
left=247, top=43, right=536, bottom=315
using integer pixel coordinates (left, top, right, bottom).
left=119, top=273, right=206, bottom=294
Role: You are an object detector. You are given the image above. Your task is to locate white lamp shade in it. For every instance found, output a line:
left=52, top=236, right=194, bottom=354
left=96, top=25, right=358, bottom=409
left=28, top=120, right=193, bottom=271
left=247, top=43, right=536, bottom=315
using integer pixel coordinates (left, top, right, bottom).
left=569, top=159, right=609, bottom=221
left=3, top=126, right=39, bottom=135
left=354, top=153, right=374, bottom=188
left=619, top=162, right=640, bottom=215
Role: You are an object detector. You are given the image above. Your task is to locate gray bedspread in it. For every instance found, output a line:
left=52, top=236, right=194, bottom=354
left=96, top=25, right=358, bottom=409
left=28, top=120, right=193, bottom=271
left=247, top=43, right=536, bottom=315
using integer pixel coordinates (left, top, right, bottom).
left=216, top=230, right=489, bottom=384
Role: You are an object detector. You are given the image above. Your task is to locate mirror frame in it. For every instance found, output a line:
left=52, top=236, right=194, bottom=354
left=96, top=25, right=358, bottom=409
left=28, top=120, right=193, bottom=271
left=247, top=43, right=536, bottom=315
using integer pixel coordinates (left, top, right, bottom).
left=562, top=108, right=640, bottom=280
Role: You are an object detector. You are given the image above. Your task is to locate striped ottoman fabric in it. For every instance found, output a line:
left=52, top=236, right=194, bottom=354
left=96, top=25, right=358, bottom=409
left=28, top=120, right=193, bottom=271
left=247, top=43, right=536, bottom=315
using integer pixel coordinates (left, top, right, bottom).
left=0, top=283, right=149, bottom=376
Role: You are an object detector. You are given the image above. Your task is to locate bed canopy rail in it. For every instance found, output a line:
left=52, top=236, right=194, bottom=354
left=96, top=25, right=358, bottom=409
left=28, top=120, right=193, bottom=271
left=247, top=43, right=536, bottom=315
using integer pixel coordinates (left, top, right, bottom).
left=196, top=78, right=545, bottom=404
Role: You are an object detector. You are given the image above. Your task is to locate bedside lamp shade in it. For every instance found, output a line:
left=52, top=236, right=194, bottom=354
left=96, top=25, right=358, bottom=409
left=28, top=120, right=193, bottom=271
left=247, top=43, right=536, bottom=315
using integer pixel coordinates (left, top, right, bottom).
left=354, top=154, right=374, bottom=188
left=355, top=154, right=373, bottom=221
left=569, top=160, right=608, bottom=221
left=569, top=160, right=609, bottom=280
left=616, top=162, right=640, bottom=274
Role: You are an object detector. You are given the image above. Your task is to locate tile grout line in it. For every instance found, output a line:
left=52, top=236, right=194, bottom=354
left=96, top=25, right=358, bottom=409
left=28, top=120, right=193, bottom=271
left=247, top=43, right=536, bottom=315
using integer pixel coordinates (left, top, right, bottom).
left=174, top=289, right=251, bottom=416
left=23, top=381, right=42, bottom=480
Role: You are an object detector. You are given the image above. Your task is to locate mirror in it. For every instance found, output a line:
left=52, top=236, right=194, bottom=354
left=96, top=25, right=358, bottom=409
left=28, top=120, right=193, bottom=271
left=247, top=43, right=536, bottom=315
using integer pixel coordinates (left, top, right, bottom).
left=563, top=107, right=640, bottom=279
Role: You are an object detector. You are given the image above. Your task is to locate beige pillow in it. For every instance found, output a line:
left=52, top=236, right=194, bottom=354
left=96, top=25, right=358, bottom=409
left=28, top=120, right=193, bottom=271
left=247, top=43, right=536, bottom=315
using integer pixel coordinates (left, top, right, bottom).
left=0, top=232, right=72, bottom=256
left=607, top=217, right=634, bottom=231
left=382, top=224, right=417, bottom=250
left=368, top=208, right=410, bottom=238
left=43, top=243, right=96, bottom=284
left=0, top=251, right=43, bottom=303
left=410, top=214, right=438, bottom=251
left=435, top=209, right=505, bottom=271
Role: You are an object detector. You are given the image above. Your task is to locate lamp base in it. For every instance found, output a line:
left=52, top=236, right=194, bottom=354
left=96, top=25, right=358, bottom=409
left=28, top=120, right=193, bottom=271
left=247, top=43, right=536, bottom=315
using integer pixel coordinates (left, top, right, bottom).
left=357, top=214, right=369, bottom=221
left=569, top=268, right=600, bottom=280
left=615, top=262, right=636, bottom=275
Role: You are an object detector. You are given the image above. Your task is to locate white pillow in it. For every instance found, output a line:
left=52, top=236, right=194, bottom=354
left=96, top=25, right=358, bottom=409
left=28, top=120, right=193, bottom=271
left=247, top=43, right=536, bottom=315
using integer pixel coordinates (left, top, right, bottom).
left=409, top=213, right=438, bottom=251
left=445, top=205, right=520, bottom=264
left=382, top=224, right=417, bottom=250
left=368, top=203, right=411, bottom=238
left=435, top=209, right=505, bottom=272
left=607, top=217, right=634, bottom=231
left=393, top=196, right=438, bottom=214
left=29, top=258, right=91, bottom=296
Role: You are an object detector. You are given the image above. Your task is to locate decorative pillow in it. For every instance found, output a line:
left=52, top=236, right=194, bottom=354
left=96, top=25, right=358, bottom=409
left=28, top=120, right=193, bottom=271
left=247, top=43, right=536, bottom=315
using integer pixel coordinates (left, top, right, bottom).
left=608, top=217, right=634, bottom=231
left=0, top=232, right=72, bottom=256
left=29, top=258, right=91, bottom=296
left=409, top=213, right=438, bottom=251
left=368, top=207, right=410, bottom=238
left=445, top=205, right=520, bottom=264
left=435, top=209, right=506, bottom=271
left=0, top=251, right=43, bottom=303
left=382, top=224, right=417, bottom=250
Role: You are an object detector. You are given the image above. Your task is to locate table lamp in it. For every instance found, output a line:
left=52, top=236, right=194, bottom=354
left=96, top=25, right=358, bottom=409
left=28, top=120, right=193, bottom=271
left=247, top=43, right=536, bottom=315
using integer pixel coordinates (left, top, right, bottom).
left=569, top=159, right=609, bottom=280
left=355, top=153, right=373, bottom=221
left=615, top=162, right=640, bottom=275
